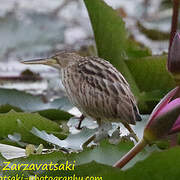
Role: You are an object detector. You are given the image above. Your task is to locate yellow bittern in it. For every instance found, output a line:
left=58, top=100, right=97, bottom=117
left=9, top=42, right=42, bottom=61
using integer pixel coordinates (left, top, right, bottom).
left=22, top=52, right=141, bottom=142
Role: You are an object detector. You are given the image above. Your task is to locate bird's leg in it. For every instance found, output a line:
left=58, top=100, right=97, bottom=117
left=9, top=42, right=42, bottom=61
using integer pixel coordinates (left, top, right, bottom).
left=122, top=122, right=139, bottom=142
left=76, top=114, right=85, bottom=130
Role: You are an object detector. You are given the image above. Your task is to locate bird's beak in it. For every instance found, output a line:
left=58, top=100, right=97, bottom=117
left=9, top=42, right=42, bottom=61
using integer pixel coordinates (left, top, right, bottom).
left=21, top=57, right=57, bottom=66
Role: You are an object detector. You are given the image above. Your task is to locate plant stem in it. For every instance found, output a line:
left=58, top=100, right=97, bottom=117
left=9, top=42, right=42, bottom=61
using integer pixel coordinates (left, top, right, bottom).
left=169, top=0, right=179, bottom=50
left=113, top=138, right=147, bottom=168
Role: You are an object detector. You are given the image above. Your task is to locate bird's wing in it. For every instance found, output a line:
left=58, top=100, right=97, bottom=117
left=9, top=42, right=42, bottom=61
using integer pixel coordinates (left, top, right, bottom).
left=78, top=57, right=134, bottom=99
left=77, top=57, right=140, bottom=123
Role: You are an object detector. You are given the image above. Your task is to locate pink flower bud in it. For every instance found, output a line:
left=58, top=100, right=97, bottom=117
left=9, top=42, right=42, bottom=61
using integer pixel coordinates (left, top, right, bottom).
left=144, top=87, right=180, bottom=142
left=114, top=87, right=180, bottom=169
left=168, top=32, right=180, bottom=74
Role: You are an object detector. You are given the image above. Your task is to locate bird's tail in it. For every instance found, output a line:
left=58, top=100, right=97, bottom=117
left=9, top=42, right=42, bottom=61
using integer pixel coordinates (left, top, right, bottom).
left=133, top=104, right=142, bottom=121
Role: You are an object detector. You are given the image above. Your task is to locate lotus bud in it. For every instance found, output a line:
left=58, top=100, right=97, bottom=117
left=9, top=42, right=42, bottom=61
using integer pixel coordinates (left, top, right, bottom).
left=168, top=32, right=180, bottom=84
left=114, top=87, right=180, bottom=168
left=144, top=87, right=180, bottom=142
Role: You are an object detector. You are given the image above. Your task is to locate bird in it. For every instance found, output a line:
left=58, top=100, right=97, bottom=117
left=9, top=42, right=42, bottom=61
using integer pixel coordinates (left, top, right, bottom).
left=22, top=52, right=141, bottom=142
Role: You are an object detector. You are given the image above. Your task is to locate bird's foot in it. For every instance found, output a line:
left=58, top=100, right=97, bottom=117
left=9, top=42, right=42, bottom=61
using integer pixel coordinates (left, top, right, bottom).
left=108, top=126, right=122, bottom=144
left=121, top=134, right=134, bottom=142
left=82, top=122, right=112, bottom=148
left=94, top=129, right=109, bottom=143
left=94, top=121, right=113, bottom=142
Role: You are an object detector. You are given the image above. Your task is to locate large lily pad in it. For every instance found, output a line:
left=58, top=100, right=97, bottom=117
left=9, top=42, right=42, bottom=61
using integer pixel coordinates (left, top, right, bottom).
left=0, top=88, right=74, bottom=121
left=0, top=88, right=72, bottom=112
left=31, top=147, right=180, bottom=179
left=1, top=139, right=149, bottom=176
left=0, top=110, right=66, bottom=145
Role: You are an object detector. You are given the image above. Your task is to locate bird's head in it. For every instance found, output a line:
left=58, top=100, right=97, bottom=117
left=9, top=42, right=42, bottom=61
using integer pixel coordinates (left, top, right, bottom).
left=22, top=52, right=82, bottom=69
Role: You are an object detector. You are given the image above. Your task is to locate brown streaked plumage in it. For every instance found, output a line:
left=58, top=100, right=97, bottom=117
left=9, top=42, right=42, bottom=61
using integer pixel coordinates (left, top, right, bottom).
left=22, top=52, right=141, bottom=141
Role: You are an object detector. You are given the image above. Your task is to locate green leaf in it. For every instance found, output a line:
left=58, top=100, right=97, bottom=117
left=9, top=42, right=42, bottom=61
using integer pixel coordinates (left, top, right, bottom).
left=38, top=161, right=116, bottom=178
left=0, top=140, right=142, bottom=177
left=38, top=109, right=72, bottom=121
left=126, top=55, right=175, bottom=112
left=0, top=110, right=66, bottom=145
left=0, top=88, right=73, bottom=112
left=0, top=104, right=22, bottom=113
left=35, top=147, right=180, bottom=179
left=121, top=147, right=180, bottom=179
left=0, top=152, right=6, bottom=162
left=0, top=88, right=73, bottom=122
left=8, top=140, right=148, bottom=169
left=71, top=140, right=148, bottom=168
left=31, top=127, right=97, bottom=150
left=0, top=104, right=73, bottom=122
left=4, top=139, right=180, bottom=179
left=126, top=56, right=175, bottom=93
